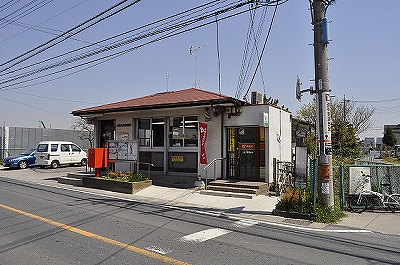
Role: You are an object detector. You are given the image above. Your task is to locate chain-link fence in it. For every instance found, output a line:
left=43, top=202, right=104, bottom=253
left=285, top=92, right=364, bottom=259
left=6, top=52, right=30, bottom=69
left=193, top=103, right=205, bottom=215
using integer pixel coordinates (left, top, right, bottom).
left=337, top=162, right=400, bottom=209
left=1, top=126, right=90, bottom=159
left=307, top=159, right=400, bottom=210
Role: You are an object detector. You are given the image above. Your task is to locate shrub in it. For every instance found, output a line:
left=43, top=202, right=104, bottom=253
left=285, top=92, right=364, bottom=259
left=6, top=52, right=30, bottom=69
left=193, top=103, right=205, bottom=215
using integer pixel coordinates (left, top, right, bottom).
left=275, top=188, right=347, bottom=223
left=275, top=187, right=313, bottom=213
left=315, top=203, right=347, bottom=224
left=104, top=171, right=148, bottom=182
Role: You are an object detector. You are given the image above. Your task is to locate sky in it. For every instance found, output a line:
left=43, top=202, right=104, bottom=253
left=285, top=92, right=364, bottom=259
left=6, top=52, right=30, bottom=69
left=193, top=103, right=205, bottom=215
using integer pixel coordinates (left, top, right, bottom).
left=0, top=0, right=399, bottom=140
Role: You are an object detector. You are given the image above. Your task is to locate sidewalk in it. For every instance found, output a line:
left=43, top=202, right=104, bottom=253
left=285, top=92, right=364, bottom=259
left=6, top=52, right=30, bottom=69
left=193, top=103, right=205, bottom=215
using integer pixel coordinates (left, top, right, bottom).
left=1, top=166, right=399, bottom=236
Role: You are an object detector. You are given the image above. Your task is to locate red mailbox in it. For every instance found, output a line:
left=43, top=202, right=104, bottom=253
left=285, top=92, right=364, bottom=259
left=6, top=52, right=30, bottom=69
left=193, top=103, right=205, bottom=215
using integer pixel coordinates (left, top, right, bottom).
left=88, top=148, right=108, bottom=176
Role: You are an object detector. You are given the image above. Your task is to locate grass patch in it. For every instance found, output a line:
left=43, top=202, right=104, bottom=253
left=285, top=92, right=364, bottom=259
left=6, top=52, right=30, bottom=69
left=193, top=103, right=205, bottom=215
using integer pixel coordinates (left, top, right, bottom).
left=315, top=203, right=347, bottom=224
left=103, top=171, right=148, bottom=182
left=382, top=157, right=400, bottom=164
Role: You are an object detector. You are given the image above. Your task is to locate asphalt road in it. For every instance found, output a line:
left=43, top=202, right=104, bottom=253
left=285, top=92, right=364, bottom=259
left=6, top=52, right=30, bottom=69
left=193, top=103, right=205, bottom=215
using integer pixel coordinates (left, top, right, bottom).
left=1, top=175, right=400, bottom=265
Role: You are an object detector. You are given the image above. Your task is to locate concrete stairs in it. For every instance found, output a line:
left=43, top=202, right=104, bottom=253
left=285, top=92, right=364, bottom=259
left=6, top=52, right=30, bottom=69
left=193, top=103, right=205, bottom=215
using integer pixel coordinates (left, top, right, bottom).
left=58, top=171, right=96, bottom=187
left=200, top=179, right=269, bottom=199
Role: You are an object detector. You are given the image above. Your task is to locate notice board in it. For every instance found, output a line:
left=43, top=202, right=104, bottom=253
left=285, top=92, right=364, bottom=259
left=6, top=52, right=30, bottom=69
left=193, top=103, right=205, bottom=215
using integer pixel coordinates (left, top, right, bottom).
left=107, top=140, right=138, bottom=161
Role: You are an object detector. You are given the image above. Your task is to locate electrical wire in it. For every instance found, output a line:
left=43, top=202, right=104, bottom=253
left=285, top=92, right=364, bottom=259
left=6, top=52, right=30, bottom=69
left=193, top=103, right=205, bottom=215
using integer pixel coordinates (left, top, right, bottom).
left=0, top=0, right=92, bottom=45
left=235, top=3, right=269, bottom=99
left=215, top=14, right=221, bottom=95
left=0, top=0, right=277, bottom=89
left=0, top=0, right=54, bottom=31
left=0, top=0, right=143, bottom=71
left=242, top=1, right=280, bottom=100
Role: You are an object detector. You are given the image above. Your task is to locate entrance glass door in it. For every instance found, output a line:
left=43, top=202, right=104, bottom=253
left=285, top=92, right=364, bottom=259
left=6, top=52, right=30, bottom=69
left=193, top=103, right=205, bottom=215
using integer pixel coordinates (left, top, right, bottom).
left=239, top=147, right=256, bottom=179
left=227, top=127, right=261, bottom=181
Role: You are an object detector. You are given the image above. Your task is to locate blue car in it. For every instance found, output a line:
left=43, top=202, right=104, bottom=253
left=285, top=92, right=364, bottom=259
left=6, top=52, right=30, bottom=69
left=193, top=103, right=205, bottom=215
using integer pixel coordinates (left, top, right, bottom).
left=3, top=148, right=36, bottom=169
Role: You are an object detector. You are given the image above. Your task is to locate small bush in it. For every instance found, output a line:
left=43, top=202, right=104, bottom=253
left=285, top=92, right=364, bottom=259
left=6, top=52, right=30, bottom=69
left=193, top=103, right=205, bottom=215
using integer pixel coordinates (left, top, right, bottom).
left=104, top=171, right=148, bottom=182
left=275, top=187, right=313, bottom=213
left=315, top=203, right=347, bottom=224
left=275, top=188, right=347, bottom=223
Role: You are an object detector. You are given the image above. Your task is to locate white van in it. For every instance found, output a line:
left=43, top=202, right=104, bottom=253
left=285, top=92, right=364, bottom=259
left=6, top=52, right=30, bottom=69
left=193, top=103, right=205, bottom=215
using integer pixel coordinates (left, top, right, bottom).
left=36, top=141, right=87, bottom=169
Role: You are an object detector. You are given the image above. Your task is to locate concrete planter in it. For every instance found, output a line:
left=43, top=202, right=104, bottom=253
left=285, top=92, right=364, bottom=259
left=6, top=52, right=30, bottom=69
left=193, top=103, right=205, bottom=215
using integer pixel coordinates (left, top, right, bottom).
left=82, top=177, right=152, bottom=194
left=272, top=209, right=316, bottom=221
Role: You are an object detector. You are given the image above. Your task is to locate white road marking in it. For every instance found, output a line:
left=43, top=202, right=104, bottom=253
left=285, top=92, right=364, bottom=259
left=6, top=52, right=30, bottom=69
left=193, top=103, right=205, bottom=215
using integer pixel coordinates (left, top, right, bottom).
left=232, top=219, right=259, bottom=228
left=145, top=246, right=172, bottom=255
left=181, top=228, right=231, bottom=243
left=0, top=177, right=372, bottom=234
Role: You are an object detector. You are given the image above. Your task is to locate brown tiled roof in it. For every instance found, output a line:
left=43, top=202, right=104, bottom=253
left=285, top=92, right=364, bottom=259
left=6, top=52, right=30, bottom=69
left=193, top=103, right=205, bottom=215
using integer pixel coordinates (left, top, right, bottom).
left=72, top=88, right=241, bottom=116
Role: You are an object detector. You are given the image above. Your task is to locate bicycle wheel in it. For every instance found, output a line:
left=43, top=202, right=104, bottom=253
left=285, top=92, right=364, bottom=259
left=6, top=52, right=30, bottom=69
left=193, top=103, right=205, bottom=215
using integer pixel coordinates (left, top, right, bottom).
left=387, top=195, right=400, bottom=212
left=349, top=195, right=368, bottom=213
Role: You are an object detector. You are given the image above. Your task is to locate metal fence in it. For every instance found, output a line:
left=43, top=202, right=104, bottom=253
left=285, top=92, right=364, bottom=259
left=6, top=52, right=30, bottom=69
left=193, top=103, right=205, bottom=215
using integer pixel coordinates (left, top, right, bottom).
left=337, top=162, right=400, bottom=209
left=308, top=159, right=400, bottom=210
left=1, top=126, right=90, bottom=159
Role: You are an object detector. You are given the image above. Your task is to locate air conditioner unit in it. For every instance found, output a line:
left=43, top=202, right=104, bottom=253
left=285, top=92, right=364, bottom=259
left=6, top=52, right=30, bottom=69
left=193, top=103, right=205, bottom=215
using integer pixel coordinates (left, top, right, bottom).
left=251, top=91, right=264, bottom=104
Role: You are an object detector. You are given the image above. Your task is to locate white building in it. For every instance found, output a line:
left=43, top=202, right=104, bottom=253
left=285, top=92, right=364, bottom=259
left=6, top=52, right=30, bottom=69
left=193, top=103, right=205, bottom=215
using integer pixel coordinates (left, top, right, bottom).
left=72, top=88, right=292, bottom=184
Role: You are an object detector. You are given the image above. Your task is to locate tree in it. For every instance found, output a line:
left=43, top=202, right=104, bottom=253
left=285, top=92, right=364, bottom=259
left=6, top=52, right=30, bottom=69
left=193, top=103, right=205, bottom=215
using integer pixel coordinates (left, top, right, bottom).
left=331, top=120, right=361, bottom=164
left=382, top=127, right=397, bottom=148
left=333, top=99, right=375, bottom=136
left=296, top=97, right=375, bottom=137
left=296, top=97, right=372, bottom=163
left=71, top=118, right=95, bottom=148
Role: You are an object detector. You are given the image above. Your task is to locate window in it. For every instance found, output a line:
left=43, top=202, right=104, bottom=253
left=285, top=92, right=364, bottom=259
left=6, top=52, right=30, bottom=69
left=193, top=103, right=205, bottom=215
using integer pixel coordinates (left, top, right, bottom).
left=138, top=118, right=165, bottom=148
left=169, top=116, right=198, bottom=147
left=100, top=120, right=115, bottom=148
left=37, top=144, right=48, bottom=152
left=61, top=144, right=70, bottom=152
left=169, top=117, right=183, bottom=147
left=152, top=118, right=164, bottom=147
left=71, top=145, right=81, bottom=152
left=51, top=144, right=58, bottom=152
left=139, top=119, right=151, bottom=146
left=184, top=116, right=198, bottom=147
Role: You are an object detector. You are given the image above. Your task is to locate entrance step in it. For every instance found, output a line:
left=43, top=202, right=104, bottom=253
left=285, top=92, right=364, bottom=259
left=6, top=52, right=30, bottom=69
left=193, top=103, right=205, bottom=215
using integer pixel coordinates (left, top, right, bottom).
left=58, top=172, right=95, bottom=186
left=201, top=180, right=268, bottom=199
left=200, top=189, right=255, bottom=199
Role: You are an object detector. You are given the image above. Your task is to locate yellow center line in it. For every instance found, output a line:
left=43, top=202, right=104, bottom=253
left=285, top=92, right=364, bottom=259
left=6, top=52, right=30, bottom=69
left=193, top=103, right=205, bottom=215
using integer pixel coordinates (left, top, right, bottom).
left=0, top=203, right=191, bottom=265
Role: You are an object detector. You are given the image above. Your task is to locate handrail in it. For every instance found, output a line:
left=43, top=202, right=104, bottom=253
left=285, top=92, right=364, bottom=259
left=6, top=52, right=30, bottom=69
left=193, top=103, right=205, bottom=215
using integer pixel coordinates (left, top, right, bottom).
left=135, top=161, right=154, bottom=179
left=204, top=158, right=225, bottom=190
left=111, top=160, right=154, bottom=178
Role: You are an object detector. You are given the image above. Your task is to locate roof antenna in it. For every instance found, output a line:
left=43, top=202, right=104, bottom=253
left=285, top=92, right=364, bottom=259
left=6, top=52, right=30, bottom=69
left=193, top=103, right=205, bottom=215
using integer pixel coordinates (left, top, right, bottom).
left=189, top=45, right=205, bottom=88
left=165, top=72, right=170, bottom=91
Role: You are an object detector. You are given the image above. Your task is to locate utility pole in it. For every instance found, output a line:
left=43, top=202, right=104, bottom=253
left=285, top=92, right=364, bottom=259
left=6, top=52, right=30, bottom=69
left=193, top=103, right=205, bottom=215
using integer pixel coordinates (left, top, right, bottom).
left=310, top=0, right=335, bottom=207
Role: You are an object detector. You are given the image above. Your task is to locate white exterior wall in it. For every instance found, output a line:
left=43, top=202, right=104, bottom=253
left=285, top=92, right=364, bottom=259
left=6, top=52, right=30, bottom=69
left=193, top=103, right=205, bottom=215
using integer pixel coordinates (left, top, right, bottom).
left=225, top=105, right=291, bottom=183
left=94, top=106, right=223, bottom=179
left=266, top=106, right=292, bottom=183
left=92, top=104, right=291, bottom=183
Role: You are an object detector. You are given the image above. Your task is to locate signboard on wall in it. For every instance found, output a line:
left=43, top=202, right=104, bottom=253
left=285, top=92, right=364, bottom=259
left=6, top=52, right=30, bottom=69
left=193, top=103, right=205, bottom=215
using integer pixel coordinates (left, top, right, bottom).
left=229, top=128, right=235, bottom=152
left=349, top=167, right=371, bottom=195
left=263, top=112, right=269, bottom=127
left=107, top=140, right=138, bottom=161
left=171, top=156, right=184, bottom=162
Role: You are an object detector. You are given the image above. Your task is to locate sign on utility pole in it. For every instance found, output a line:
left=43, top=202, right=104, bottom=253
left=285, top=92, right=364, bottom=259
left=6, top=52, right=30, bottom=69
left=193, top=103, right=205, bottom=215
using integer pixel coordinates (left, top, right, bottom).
left=311, top=0, right=335, bottom=207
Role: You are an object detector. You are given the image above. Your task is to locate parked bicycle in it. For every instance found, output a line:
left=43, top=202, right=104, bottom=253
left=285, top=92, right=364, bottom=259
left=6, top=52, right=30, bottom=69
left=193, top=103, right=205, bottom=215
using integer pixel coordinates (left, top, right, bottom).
left=349, top=172, right=400, bottom=213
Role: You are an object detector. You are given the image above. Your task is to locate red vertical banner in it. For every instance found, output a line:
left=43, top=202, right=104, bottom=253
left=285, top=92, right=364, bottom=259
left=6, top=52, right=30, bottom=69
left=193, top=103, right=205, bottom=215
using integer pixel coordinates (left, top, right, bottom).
left=199, top=122, right=208, bottom=164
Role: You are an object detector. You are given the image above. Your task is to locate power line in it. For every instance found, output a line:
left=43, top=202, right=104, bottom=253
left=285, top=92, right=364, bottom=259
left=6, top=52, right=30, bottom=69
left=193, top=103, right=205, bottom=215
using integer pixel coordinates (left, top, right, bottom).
left=0, top=0, right=286, bottom=90
left=243, top=1, right=280, bottom=100
left=0, top=0, right=54, bottom=31
left=236, top=2, right=270, bottom=99
left=0, top=0, right=142, bottom=72
left=0, top=0, right=92, bottom=45
left=353, top=97, right=400, bottom=103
